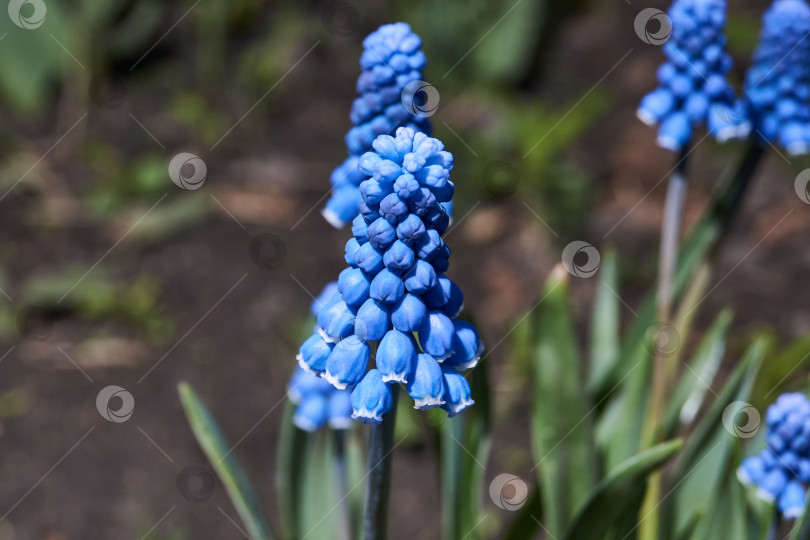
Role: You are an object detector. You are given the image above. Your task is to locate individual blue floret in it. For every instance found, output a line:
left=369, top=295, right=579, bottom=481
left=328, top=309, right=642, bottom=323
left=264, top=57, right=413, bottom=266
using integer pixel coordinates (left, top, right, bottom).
left=637, top=0, right=749, bottom=150
left=743, top=0, right=810, bottom=155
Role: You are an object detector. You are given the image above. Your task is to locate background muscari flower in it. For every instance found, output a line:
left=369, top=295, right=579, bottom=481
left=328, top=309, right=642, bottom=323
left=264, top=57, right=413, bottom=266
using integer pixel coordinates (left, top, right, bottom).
left=738, top=392, right=810, bottom=519
left=287, top=282, right=353, bottom=432
left=742, top=0, right=810, bottom=155
left=322, top=22, right=431, bottom=228
left=288, top=367, right=353, bottom=432
left=299, top=127, right=484, bottom=424
left=637, top=0, right=749, bottom=151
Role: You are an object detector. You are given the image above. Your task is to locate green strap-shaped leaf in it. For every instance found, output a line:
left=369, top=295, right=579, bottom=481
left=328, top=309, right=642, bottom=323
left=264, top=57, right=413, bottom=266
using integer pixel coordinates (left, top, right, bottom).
left=664, top=337, right=767, bottom=539
left=531, top=265, right=596, bottom=536
left=441, top=354, right=492, bottom=540
left=276, top=400, right=309, bottom=539
left=563, top=439, right=683, bottom=540
left=178, top=382, right=273, bottom=540
left=588, top=247, right=620, bottom=394
left=664, top=309, right=733, bottom=435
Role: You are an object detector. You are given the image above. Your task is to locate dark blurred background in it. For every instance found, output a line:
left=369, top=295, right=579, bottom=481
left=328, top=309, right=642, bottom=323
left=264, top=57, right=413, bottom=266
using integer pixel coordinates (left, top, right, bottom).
left=1, top=0, right=806, bottom=538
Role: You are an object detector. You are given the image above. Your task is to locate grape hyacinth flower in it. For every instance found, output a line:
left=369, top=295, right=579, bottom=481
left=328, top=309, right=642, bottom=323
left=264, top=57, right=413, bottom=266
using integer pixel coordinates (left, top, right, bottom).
left=738, top=393, right=810, bottom=519
left=743, top=0, right=810, bottom=155
left=637, top=0, right=749, bottom=151
left=299, top=127, right=483, bottom=423
left=322, top=23, right=432, bottom=228
left=288, top=367, right=353, bottom=431
left=287, top=282, right=353, bottom=431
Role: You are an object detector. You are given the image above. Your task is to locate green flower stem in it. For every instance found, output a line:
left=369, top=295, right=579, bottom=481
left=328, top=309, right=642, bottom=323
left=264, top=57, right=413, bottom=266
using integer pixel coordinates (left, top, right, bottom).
left=645, top=146, right=691, bottom=451
left=638, top=139, right=766, bottom=540
left=363, top=384, right=400, bottom=540
left=639, top=148, right=689, bottom=540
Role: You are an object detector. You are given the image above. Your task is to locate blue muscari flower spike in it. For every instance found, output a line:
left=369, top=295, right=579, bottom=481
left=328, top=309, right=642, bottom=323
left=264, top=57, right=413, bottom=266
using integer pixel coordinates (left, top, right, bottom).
left=637, top=0, right=750, bottom=151
left=322, top=23, right=431, bottom=228
left=322, top=23, right=452, bottom=228
left=738, top=392, right=810, bottom=519
left=743, top=0, right=810, bottom=155
left=299, top=127, right=483, bottom=423
left=288, top=367, right=353, bottom=432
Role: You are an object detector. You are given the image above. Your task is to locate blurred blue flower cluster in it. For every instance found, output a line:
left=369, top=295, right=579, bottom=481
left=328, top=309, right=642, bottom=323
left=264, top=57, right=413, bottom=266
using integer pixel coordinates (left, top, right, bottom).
left=323, top=23, right=432, bottom=228
left=637, top=0, right=749, bottom=150
left=738, top=393, right=810, bottom=519
left=288, top=367, right=353, bottom=432
left=299, top=127, right=483, bottom=424
left=743, top=0, right=810, bottom=155
left=287, top=282, right=353, bottom=432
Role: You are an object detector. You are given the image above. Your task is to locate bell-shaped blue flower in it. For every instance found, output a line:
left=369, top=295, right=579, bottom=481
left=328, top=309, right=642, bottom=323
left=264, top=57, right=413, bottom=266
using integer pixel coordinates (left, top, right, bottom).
left=317, top=300, right=357, bottom=342
left=376, top=329, right=416, bottom=383
left=446, top=320, right=484, bottom=370
left=328, top=391, right=353, bottom=429
left=441, top=365, right=473, bottom=417
left=418, top=311, right=455, bottom=361
left=391, top=293, right=427, bottom=332
left=781, top=481, right=808, bottom=519
left=370, top=268, right=405, bottom=304
left=354, top=242, right=385, bottom=274
left=355, top=298, right=390, bottom=341
left=293, top=393, right=329, bottom=432
left=407, top=353, right=445, bottom=409
left=738, top=455, right=767, bottom=486
left=338, top=268, right=372, bottom=307
left=351, top=369, right=394, bottom=424
left=297, top=334, right=334, bottom=374
left=325, top=336, right=371, bottom=389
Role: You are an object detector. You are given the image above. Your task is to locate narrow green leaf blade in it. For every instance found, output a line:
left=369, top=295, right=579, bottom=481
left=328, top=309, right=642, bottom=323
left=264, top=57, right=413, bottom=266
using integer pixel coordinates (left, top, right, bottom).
left=178, top=382, right=273, bottom=540
left=563, top=439, right=683, bottom=540
left=442, top=352, right=492, bottom=540
left=664, top=309, right=733, bottom=435
left=588, top=248, right=620, bottom=393
left=531, top=265, right=596, bottom=536
left=666, top=337, right=767, bottom=538
left=276, top=400, right=309, bottom=539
